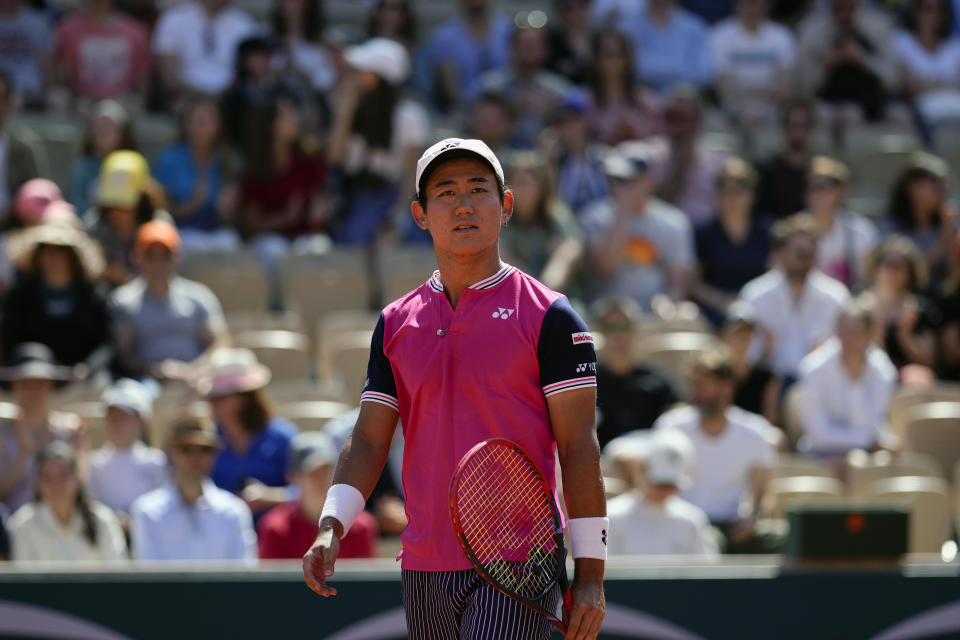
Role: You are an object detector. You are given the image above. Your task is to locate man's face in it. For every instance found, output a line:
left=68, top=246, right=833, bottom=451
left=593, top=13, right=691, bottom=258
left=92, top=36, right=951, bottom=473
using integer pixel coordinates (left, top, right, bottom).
left=837, top=315, right=870, bottom=360
left=136, top=243, right=177, bottom=281
left=296, top=464, right=333, bottom=504
left=782, top=232, right=817, bottom=280
left=12, top=377, right=53, bottom=408
left=784, top=108, right=813, bottom=150
left=806, top=176, right=845, bottom=214
left=169, top=442, right=217, bottom=482
left=598, top=310, right=637, bottom=354
left=514, top=28, right=548, bottom=70
left=105, top=406, right=144, bottom=448
left=412, top=157, right=512, bottom=258
left=663, top=98, right=700, bottom=143
left=737, top=0, right=767, bottom=22
left=461, top=0, right=487, bottom=14
left=472, top=101, right=512, bottom=148
left=688, top=367, right=728, bottom=414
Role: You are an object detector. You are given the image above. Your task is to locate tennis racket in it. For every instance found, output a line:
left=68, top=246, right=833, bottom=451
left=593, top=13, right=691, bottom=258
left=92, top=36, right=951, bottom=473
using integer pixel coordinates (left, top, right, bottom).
left=449, top=438, right=573, bottom=635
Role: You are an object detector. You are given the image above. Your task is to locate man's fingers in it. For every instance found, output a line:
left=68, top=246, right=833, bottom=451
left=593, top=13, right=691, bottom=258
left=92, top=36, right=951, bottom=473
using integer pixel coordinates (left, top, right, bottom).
left=585, top=610, right=604, bottom=639
left=302, top=550, right=338, bottom=597
left=322, top=547, right=336, bottom=578
left=564, top=604, right=586, bottom=640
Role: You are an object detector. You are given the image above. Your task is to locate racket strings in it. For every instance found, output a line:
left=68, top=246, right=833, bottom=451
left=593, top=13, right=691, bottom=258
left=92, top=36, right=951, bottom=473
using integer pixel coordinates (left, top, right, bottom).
left=454, top=443, right=562, bottom=599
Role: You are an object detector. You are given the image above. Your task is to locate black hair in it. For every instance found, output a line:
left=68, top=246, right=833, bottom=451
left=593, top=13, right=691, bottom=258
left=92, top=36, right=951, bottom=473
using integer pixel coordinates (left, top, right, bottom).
left=887, top=165, right=946, bottom=232
left=586, top=28, right=637, bottom=108
left=351, top=77, right=397, bottom=151
left=36, top=442, right=99, bottom=547
left=415, top=149, right=506, bottom=211
left=901, top=0, right=954, bottom=43
left=366, top=0, right=417, bottom=43
left=271, top=0, right=324, bottom=41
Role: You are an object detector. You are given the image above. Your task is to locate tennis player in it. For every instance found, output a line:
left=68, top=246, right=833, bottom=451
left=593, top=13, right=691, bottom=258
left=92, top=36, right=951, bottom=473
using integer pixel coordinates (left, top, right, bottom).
left=303, top=138, right=606, bottom=640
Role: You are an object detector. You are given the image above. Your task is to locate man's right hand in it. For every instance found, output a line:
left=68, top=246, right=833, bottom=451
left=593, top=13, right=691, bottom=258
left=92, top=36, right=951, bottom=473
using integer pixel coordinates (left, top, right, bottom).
left=302, top=520, right=342, bottom=597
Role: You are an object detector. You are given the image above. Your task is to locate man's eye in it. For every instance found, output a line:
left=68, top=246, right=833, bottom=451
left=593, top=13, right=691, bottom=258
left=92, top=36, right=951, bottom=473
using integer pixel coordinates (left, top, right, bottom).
left=472, top=187, right=488, bottom=193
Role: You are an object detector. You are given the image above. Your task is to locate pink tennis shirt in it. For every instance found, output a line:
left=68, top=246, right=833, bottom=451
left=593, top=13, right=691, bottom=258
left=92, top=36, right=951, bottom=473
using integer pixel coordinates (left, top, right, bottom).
left=360, top=264, right=598, bottom=571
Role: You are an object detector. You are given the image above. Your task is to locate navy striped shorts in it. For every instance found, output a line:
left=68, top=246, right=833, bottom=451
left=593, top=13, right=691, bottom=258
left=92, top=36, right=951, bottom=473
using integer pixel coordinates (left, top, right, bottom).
left=401, top=569, right=559, bottom=640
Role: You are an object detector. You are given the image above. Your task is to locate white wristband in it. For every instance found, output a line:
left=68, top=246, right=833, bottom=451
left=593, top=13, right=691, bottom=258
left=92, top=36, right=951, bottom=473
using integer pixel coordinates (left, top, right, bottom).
left=319, top=484, right=366, bottom=535
left=568, top=517, right=609, bottom=560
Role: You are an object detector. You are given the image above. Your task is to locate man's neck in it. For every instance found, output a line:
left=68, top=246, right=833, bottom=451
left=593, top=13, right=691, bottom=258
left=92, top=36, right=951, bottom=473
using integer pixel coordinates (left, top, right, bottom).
left=811, top=207, right=837, bottom=233
left=699, top=409, right=727, bottom=436
left=783, top=146, right=809, bottom=166
left=841, top=351, right=865, bottom=380
left=145, top=277, right=171, bottom=298
left=435, top=250, right=503, bottom=309
left=176, top=478, right=205, bottom=505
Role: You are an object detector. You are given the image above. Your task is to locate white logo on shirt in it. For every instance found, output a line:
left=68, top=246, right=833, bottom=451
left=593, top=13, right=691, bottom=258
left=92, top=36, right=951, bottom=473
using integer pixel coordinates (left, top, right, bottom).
left=576, top=363, right=597, bottom=373
left=571, top=332, right=594, bottom=345
left=492, top=308, right=515, bottom=320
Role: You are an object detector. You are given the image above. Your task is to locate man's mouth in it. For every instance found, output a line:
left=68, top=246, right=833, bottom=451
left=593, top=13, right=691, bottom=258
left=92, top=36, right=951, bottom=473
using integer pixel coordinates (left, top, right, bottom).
left=453, top=223, right=479, bottom=233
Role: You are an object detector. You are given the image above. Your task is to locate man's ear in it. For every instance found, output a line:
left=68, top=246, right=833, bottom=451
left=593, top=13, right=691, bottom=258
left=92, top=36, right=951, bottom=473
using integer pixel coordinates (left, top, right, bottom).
left=411, top=201, right=429, bottom=230
left=500, top=189, right=514, bottom=226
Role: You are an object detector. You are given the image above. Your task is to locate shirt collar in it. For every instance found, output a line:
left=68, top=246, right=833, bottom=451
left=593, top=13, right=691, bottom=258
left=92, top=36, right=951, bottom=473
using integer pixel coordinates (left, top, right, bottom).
left=428, top=263, right=515, bottom=294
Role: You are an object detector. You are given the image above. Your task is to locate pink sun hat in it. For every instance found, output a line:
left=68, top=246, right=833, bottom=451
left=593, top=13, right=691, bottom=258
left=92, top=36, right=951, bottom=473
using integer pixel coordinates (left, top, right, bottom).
left=196, top=348, right=272, bottom=398
left=14, top=179, right=64, bottom=223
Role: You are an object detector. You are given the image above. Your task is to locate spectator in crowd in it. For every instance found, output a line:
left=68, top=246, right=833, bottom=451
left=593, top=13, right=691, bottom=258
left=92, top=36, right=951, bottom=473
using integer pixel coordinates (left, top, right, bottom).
left=592, top=296, right=681, bottom=448
left=894, top=0, right=960, bottom=129
left=68, top=100, right=135, bottom=215
left=582, top=144, right=694, bottom=309
left=197, top=348, right=298, bottom=517
left=654, top=348, right=777, bottom=553
left=805, top=156, right=878, bottom=289
left=327, top=38, right=427, bottom=245
left=591, top=0, right=642, bottom=26
left=86, top=379, right=166, bottom=516
left=2, top=218, right=111, bottom=373
left=798, top=298, right=898, bottom=456
left=0, top=0, right=51, bottom=106
left=937, top=231, right=960, bottom=379
left=53, top=0, right=150, bottom=106
left=467, top=91, right=516, bottom=159
left=240, top=94, right=327, bottom=267
left=474, top=24, right=572, bottom=149
left=258, top=431, right=378, bottom=560
left=754, top=100, right=817, bottom=220
left=416, top=0, right=512, bottom=112
left=883, top=151, right=958, bottom=289
left=85, top=150, right=168, bottom=287
left=110, top=219, right=229, bottom=382
left=9, top=441, right=126, bottom=563
left=271, top=0, right=335, bottom=96
left=585, top=28, right=662, bottom=146
left=861, top=235, right=939, bottom=370
left=0, top=71, right=43, bottom=221
left=623, top=0, right=713, bottom=93
left=721, top=302, right=779, bottom=425
left=606, top=430, right=718, bottom=556
left=710, top=0, right=797, bottom=136
left=220, top=36, right=280, bottom=148
left=797, top=0, right=898, bottom=131
left=130, top=416, right=257, bottom=563
left=0, top=505, right=9, bottom=560
left=653, top=87, right=730, bottom=228
left=693, top=157, right=771, bottom=326
left=547, top=0, right=593, bottom=85
left=0, top=343, right=82, bottom=513
left=738, top=213, right=850, bottom=378
left=366, top=0, right=417, bottom=51
left=0, top=179, right=64, bottom=291
left=500, top=151, right=582, bottom=292
left=151, top=0, right=258, bottom=100
left=154, top=95, right=241, bottom=252
left=549, top=96, right=609, bottom=215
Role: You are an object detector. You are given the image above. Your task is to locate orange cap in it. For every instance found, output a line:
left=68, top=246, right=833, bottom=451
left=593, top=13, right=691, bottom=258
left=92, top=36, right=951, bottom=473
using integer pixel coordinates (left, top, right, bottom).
left=135, top=219, right=181, bottom=255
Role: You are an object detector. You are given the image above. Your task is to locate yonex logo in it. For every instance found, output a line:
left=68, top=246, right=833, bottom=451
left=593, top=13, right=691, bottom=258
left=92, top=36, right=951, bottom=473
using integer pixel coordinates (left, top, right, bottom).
left=575, top=363, right=596, bottom=373
left=602, top=529, right=607, bottom=546
left=492, top=308, right=515, bottom=320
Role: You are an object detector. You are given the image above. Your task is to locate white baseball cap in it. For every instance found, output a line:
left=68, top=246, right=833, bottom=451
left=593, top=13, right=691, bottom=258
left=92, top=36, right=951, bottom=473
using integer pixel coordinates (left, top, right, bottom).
left=344, top=38, right=410, bottom=86
left=102, top=378, right=153, bottom=419
left=415, top=138, right=505, bottom=197
left=644, top=430, right=695, bottom=489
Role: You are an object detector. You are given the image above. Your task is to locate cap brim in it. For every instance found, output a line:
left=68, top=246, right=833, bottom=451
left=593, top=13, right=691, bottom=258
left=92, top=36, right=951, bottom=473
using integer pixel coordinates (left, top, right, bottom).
left=417, top=151, right=502, bottom=197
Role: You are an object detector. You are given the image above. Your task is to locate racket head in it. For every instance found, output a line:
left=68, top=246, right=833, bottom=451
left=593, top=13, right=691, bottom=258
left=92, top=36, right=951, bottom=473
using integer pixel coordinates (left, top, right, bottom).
left=449, top=438, right=569, bottom=630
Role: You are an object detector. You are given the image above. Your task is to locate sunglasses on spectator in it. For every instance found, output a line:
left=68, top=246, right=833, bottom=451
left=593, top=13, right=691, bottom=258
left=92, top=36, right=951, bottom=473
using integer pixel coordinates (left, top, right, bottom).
left=808, top=177, right=841, bottom=191
left=879, top=255, right=909, bottom=270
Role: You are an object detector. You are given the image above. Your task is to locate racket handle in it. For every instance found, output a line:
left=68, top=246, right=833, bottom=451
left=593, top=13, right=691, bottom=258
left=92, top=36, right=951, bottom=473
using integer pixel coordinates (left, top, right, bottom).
left=556, top=587, right=573, bottom=635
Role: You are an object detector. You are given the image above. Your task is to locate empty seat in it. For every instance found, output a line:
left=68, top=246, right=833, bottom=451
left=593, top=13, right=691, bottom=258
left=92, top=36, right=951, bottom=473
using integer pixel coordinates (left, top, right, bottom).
left=234, top=330, right=312, bottom=381
left=179, top=250, right=269, bottom=313
left=770, top=454, right=836, bottom=480
left=633, top=331, right=720, bottom=380
left=866, top=476, right=952, bottom=553
left=277, top=400, right=356, bottom=431
left=902, top=401, right=960, bottom=477
left=226, top=310, right=305, bottom=334
left=377, top=246, right=437, bottom=304
left=316, top=310, right=380, bottom=378
left=323, top=329, right=374, bottom=396
left=267, top=379, right=351, bottom=404
left=765, top=476, right=844, bottom=518
left=279, top=250, right=372, bottom=341
left=846, top=450, right=943, bottom=497
left=890, top=384, right=960, bottom=439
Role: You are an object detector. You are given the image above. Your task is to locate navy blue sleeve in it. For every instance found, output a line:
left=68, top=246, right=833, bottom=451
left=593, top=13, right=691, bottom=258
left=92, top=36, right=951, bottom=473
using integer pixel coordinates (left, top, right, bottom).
left=360, top=314, right=399, bottom=412
left=537, top=298, right=598, bottom=398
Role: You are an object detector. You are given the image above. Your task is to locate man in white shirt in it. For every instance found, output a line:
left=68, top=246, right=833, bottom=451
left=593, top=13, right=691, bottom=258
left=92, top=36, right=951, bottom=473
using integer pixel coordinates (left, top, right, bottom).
left=654, top=349, right=777, bottom=552
left=151, top=0, right=257, bottom=99
left=87, top=379, right=166, bottom=515
left=130, top=416, right=256, bottom=563
left=738, top=213, right=850, bottom=378
left=607, top=430, right=718, bottom=557
left=798, top=298, right=898, bottom=456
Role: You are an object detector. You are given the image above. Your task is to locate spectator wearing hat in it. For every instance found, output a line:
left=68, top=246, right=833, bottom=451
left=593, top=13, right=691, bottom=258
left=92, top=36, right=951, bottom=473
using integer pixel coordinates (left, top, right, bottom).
left=110, top=219, right=229, bottom=382
left=721, top=302, right=779, bottom=425
left=803, top=156, right=878, bottom=290
left=737, top=213, right=850, bottom=379
left=606, top=430, right=717, bottom=556
left=154, top=94, right=241, bottom=253
left=754, top=100, right=817, bottom=221
left=472, top=24, right=573, bottom=149
left=798, top=298, right=898, bottom=456
left=581, top=142, right=694, bottom=309
left=327, top=37, right=428, bottom=245
left=0, top=71, right=44, bottom=221
left=0, top=179, right=66, bottom=291
left=198, top=348, right=298, bottom=516
left=151, top=0, right=257, bottom=101
left=692, top=157, right=771, bottom=326
left=592, top=296, right=681, bottom=449
left=85, top=150, right=169, bottom=287
left=654, top=349, right=777, bottom=553
left=2, top=219, right=111, bottom=375
left=416, top=0, right=512, bottom=113
left=258, top=431, right=378, bottom=559
left=0, top=343, right=82, bottom=513
left=87, top=379, right=166, bottom=515
left=9, top=442, right=127, bottom=564
left=68, top=101, right=136, bottom=215
left=130, top=416, right=257, bottom=563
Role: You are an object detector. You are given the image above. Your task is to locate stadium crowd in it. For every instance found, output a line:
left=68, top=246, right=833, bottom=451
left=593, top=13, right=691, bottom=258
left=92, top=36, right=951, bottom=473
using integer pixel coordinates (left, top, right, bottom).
left=1, top=0, right=960, bottom=563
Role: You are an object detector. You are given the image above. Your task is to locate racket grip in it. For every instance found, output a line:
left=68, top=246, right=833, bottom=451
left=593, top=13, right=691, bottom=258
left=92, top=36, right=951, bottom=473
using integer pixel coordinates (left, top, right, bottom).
left=559, top=587, right=574, bottom=634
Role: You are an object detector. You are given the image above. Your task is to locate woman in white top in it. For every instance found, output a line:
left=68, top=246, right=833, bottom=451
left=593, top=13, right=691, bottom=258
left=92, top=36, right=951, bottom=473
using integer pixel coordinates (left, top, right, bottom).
left=9, top=442, right=126, bottom=563
left=894, top=0, right=960, bottom=126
